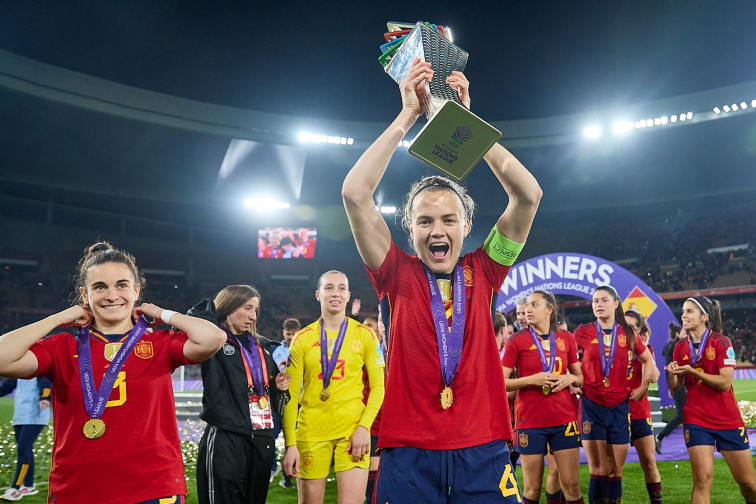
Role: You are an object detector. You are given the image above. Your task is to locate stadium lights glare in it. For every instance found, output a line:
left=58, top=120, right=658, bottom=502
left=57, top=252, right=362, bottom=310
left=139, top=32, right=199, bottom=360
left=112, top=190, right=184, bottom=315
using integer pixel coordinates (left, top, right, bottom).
left=375, top=205, right=397, bottom=214
left=723, top=105, right=731, bottom=112
left=612, top=121, right=634, bottom=134
left=732, top=103, right=739, bottom=111
left=298, top=132, right=354, bottom=145
left=740, top=102, right=748, bottom=109
left=397, top=140, right=411, bottom=148
left=670, top=116, right=677, bottom=123
left=583, top=125, right=602, bottom=139
left=713, top=107, right=721, bottom=114
left=752, top=99, right=756, bottom=108
left=243, top=197, right=290, bottom=211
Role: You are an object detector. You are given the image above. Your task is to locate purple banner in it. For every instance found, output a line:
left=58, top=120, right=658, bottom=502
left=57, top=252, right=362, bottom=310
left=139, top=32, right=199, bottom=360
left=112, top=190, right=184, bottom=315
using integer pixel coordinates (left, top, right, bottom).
left=496, top=252, right=678, bottom=407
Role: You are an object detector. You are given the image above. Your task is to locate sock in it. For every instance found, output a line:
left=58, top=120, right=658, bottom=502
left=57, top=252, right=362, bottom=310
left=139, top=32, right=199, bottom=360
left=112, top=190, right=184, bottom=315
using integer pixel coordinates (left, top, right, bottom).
left=523, top=498, right=539, bottom=504
left=588, top=475, right=600, bottom=504
left=547, top=490, right=563, bottom=504
left=606, top=476, right=622, bottom=503
left=566, top=498, right=585, bottom=504
left=365, top=470, right=378, bottom=503
left=646, top=481, right=662, bottom=503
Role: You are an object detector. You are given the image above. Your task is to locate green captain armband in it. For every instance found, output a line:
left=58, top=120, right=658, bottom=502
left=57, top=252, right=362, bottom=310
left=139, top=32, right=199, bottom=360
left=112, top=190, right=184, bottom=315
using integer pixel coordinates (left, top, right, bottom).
left=483, top=226, right=525, bottom=266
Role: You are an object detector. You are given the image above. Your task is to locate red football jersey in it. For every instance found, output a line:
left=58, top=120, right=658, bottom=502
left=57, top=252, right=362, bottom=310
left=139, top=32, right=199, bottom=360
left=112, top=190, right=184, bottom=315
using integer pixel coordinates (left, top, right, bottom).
left=574, top=322, right=646, bottom=408
left=628, top=345, right=654, bottom=420
left=367, top=241, right=512, bottom=450
left=502, top=329, right=579, bottom=429
left=31, top=329, right=190, bottom=504
left=673, top=331, right=743, bottom=430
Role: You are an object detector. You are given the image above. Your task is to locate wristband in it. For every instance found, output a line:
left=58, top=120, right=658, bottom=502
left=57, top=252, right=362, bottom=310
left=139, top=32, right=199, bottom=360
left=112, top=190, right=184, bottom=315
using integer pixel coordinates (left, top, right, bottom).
left=482, top=226, right=525, bottom=266
left=160, top=309, right=178, bottom=325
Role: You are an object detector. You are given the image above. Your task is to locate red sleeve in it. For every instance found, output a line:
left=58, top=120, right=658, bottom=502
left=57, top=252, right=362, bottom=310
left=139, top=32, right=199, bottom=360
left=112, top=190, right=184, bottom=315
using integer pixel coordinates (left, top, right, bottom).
left=633, top=334, right=648, bottom=357
left=167, top=330, right=191, bottom=369
left=566, top=332, right=579, bottom=365
left=364, top=241, right=403, bottom=299
left=673, top=338, right=687, bottom=365
left=501, top=337, right=520, bottom=369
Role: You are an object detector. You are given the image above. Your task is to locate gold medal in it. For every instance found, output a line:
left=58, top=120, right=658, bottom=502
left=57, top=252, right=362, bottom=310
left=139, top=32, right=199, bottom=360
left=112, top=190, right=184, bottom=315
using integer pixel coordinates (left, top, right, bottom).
left=440, top=386, right=454, bottom=410
left=603, top=377, right=610, bottom=388
left=258, top=396, right=268, bottom=409
left=83, top=418, right=106, bottom=439
left=542, top=386, right=551, bottom=395
left=320, top=388, right=330, bottom=401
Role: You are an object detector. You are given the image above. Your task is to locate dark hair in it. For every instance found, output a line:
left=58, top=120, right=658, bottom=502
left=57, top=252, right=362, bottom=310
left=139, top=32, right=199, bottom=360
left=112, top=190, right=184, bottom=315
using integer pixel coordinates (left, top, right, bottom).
left=686, top=295, right=723, bottom=333
left=282, top=318, right=301, bottom=331
left=624, top=310, right=649, bottom=342
left=280, top=236, right=295, bottom=248
left=493, top=311, right=508, bottom=333
left=668, top=322, right=682, bottom=340
left=531, top=290, right=558, bottom=333
left=400, top=176, right=475, bottom=251
left=214, top=285, right=261, bottom=335
left=73, top=241, right=144, bottom=306
left=594, top=285, right=635, bottom=348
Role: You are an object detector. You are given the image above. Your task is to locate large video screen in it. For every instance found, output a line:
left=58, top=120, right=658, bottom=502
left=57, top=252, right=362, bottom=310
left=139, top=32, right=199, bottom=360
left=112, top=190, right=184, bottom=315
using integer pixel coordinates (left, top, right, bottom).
left=257, top=227, right=317, bottom=259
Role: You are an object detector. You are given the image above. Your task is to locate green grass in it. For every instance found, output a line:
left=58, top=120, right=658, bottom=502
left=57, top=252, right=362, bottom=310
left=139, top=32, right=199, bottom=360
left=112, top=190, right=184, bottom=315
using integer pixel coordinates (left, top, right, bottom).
left=4, top=386, right=756, bottom=503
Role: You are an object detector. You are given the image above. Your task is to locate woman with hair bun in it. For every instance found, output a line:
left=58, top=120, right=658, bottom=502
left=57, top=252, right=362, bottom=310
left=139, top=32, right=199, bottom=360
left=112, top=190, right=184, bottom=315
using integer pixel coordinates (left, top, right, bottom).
left=0, top=241, right=226, bottom=504
left=573, top=285, right=658, bottom=504
left=667, top=295, right=756, bottom=504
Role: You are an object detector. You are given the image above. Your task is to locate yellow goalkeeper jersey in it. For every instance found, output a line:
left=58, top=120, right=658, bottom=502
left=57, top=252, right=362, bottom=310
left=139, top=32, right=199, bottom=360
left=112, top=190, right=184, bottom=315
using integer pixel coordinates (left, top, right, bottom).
left=283, top=316, right=385, bottom=443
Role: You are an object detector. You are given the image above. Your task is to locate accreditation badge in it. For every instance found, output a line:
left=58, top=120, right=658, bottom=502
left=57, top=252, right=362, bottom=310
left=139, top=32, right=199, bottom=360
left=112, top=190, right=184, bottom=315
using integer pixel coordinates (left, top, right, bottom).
left=249, top=395, right=273, bottom=429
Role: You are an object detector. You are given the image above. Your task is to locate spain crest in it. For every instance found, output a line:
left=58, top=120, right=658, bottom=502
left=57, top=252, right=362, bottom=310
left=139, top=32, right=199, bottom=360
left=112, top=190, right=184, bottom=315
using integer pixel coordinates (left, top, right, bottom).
left=556, top=338, right=566, bottom=352
left=684, top=428, right=690, bottom=444
left=706, top=346, right=716, bottom=361
left=518, top=431, right=529, bottom=448
left=303, top=452, right=314, bottom=472
left=352, top=339, right=362, bottom=353
left=134, top=341, right=154, bottom=360
left=582, top=420, right=592, bottom=435
left=463, top=265, right=474, bottom=286
left=618, top=333, right=627, bottom=347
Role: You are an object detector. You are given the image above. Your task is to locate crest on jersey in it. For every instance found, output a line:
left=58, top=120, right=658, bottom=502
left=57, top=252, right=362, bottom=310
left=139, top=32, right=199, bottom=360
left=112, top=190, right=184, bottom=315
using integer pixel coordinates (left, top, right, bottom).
left=684, top=428, right=690, bottom=444
left=518, top=432, right=528, bottom=448
left=104, top=343, right=122, bottom=362
left=556, top=338, right=566, bottom=352
left=352, top=340, right=362, bottom=353
left=303, top=452, right=314, bottom=472
left=135, top=341, right=153, bottom=360
left=223, top=343, right=236, bottom=355
left=582, top=420, right=592, bottom=435
left=618, top=333, right=627, bottom=347
left=706, top=347, right=716, bottom=360
left=463, top=265, right=474, bottom=286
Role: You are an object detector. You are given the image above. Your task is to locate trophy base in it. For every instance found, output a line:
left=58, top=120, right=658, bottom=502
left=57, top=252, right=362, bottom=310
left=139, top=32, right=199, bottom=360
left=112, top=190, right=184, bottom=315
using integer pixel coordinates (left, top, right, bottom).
left=408, top=101, right=502, bottom=181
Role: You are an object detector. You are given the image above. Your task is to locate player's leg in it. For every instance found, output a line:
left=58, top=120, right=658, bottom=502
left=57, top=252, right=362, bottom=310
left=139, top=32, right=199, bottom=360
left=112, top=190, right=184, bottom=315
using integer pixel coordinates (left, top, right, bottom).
left=687, top=444, right=715, bottom=504
left=519, top=454, right=545, bottom=503
left=719, top=427, right=756, bottom=503
left=634, top=433, right=662, bottom=502
left=333, top=436, right=369, bottom=504
left=552, top=448, right=581, bottom=502
left=297, top=439, right=337, bottom=504
left=544, top=451, right=563, bottom=504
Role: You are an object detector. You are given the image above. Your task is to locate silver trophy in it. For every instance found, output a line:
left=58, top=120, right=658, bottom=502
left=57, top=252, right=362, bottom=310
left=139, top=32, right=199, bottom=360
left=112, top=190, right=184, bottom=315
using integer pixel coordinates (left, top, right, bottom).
left=383, top=22, right=501, bottom=180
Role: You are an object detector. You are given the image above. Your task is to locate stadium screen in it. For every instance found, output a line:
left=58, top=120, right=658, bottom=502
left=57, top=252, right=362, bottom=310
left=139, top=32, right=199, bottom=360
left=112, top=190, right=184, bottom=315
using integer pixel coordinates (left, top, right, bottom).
left=257, top=227, right=317, bottom=259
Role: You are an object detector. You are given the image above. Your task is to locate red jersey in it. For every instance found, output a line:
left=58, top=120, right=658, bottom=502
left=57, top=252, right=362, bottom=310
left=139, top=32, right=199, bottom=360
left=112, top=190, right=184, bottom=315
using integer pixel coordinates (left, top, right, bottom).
left=502, top=329, right=579, bottom=429
left=574, top=322, right=647, bottom=408
left=367, top=241, right=512, bottom=450
left=673, top=331, right=743, bottom=430
left=628, top=345, right=654, bottom=420
left=31, top=328, right=191, bottom=504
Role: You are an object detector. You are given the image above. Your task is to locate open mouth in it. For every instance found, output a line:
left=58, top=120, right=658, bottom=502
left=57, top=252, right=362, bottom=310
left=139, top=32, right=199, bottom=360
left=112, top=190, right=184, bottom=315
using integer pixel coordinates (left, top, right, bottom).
left=429, top=242, right=449, bottom=259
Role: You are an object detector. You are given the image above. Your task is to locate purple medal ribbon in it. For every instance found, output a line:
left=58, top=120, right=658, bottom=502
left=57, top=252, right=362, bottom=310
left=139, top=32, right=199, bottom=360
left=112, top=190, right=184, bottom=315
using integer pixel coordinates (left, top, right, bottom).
left=320, top=318, right=348, bottom=391
left=76, top=315, right=151, bottom=419
left=688, top=328, right=711, bottom=365
left=231, top=329, right=267, bottom=397
left=424, top=261, right=465, bottom=388
left=595, top=320, right=618, bottom=381
left=528, top=326, right=556, bottom=374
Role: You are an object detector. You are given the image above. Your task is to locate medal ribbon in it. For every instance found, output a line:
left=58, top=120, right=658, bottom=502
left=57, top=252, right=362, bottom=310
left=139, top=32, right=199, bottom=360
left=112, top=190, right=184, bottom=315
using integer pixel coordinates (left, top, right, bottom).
left=320, top=318, right=348, bottom=391
left=230, top=330, right=269, bottom=397
left=424, top=261, right=465, bottom=388
left=595, top=320, right=618, bottom=380
left=528, top=326, right=556, bottom=374
left=688, top=328, right=711, bottom=366
left=77, top=315, right=151, bottom=419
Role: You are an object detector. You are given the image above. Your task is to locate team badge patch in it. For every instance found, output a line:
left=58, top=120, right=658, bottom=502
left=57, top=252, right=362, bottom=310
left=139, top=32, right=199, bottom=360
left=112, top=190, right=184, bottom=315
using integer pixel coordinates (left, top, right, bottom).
left=135, top=341, right=153, bottom=359
left=518, top=432, right=528, bottom=448
left=223, top=343, right=235, bottom=355
left=104, top=343, right=122, bottom=362
left=463, top=265, right=474, bottom=286
left=303, top=452, right=314, bottom=472
left=618, top=333, right=627, bottom=347
left=684, top=428, right=690, bottom=444
left=376, top=343, right=385, bottom=365
left=582, top=420, right=592, bottom=435
left=352, top=340, right=362, bottom=353
left=556, top=338, right=566, bottom=351
left=706, top=347, right=716, bottom=360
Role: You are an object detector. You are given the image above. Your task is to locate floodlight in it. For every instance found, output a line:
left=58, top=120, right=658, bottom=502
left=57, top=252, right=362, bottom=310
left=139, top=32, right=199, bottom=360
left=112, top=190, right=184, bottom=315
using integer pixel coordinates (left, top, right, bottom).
left=583, top=125, right=602, bottom=138
left=713, top=107, right=721, bottom=114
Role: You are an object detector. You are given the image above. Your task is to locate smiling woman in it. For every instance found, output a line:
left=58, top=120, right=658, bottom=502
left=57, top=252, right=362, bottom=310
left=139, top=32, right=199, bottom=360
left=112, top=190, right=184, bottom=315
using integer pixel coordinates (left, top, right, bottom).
left=0, top=241, right=226, bottom=504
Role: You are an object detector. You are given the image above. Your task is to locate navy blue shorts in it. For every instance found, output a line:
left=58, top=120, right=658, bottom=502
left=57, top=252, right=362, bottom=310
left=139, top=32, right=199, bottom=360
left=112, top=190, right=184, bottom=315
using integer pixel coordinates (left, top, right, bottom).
left=581, top=395, right=630, bottom=444
left=515, top=423, right=581, bottom=455
left=375, top=440, right=522, bottom=503
left=370, top=433, right=380, bottom=458
left=684, top=424, right=751, bottom=452
left=137, top=496, right=185, bottom=504
left=630, top=417, right=654, bottom=441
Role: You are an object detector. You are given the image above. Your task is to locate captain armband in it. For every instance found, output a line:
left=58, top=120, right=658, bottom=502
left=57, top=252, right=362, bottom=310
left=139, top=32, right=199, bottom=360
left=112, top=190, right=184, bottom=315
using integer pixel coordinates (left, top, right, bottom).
left=483, top=226, right=525, bottom=266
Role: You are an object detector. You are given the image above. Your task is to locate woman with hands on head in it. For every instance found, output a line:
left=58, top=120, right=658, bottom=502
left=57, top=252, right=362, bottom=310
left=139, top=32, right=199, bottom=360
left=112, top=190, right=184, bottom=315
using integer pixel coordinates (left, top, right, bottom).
left=0, top=241, right=226, bottom=504
left=502, top=290, right=584, bottom=504
left=342, top=56, right=542, bottom=503
left=667, top=295, right=756, bottom=504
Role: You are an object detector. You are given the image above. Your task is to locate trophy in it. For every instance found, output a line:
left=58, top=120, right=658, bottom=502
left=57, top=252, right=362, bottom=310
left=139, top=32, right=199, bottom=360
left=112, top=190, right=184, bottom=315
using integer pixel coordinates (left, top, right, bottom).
left=380, top=21, right=502, bottom=181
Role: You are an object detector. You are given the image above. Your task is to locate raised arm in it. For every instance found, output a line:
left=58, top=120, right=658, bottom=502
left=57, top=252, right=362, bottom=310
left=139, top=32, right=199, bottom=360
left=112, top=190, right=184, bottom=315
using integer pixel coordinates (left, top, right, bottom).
left=342, top=58, right=432, bottom=270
